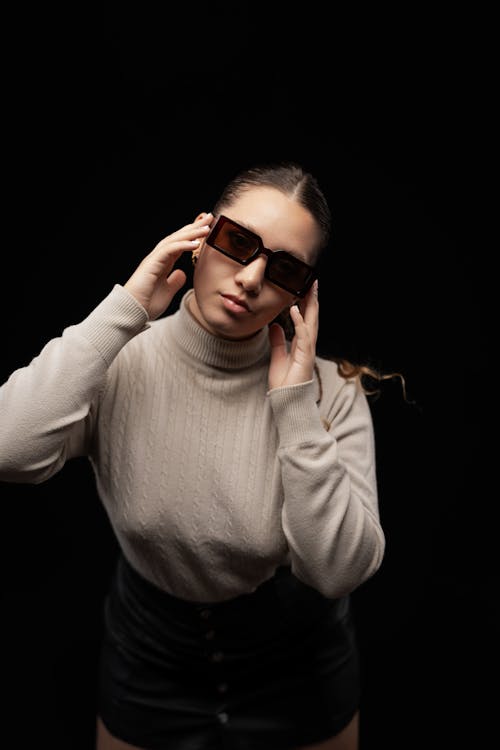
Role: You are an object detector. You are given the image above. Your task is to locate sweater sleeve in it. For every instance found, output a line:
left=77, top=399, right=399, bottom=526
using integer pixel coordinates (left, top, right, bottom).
left=0, top=284, right=149, bottom=484
left=267, top=373, right=385, bottom=599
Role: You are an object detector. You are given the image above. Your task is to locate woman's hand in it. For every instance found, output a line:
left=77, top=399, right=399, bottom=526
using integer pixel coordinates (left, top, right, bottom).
left=268, top=281, right=319, bottom=390
left=124, top=213, right=212, bottom=320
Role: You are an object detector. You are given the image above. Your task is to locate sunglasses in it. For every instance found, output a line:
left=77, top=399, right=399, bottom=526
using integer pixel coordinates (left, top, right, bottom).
left=205, top=215, right=317, bottom=297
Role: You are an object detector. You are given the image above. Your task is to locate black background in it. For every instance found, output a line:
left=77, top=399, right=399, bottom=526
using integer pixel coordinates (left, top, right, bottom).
left=0, top=4, right=491, bottom=749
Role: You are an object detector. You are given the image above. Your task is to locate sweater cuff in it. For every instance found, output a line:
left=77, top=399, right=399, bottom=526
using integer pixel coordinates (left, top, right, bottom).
left=77, top=284, right=150, bottom=365
left=267, top=380, right=327, bottom=447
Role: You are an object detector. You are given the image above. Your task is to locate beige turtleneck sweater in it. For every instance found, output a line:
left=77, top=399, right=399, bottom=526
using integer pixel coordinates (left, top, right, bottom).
left=0, top=284, right=384, bottom=602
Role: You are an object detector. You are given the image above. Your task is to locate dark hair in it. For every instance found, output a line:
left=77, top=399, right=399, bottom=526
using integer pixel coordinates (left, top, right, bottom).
left=213, top=161, right=409, bottom=411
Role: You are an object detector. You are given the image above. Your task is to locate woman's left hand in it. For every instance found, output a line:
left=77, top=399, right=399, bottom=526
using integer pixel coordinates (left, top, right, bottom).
left=268, top=281, right=319, bottom=390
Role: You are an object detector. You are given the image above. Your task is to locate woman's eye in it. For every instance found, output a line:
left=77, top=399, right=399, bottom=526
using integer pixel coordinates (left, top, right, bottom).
left=228, top=231, right=255, bottom=255
left=272, top=257, right=296, bottom=275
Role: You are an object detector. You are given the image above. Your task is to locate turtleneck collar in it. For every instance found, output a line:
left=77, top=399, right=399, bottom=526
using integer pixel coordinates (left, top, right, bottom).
left=168, top=289, right=270, bottom=370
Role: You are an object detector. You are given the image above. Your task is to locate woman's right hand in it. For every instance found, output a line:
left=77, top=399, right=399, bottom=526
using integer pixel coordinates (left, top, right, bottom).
left=124, top=213, right=212, bottom=320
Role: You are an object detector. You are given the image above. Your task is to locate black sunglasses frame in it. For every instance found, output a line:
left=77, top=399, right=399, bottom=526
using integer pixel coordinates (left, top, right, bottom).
left=205, top=215, right=317, bottom=297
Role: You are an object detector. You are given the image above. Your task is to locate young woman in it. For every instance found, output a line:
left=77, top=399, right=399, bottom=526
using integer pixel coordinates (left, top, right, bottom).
left=0, top=162, right=385, bottom=750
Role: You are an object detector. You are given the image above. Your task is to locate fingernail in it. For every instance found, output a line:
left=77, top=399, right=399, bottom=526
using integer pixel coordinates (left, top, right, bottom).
left=191, top=239, right=200, bottom=245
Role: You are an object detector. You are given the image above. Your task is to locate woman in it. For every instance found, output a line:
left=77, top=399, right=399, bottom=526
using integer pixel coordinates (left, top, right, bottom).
left=0, top=162, right=385, bottom=749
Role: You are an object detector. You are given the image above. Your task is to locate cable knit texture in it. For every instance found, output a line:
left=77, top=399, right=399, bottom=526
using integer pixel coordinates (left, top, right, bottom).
left=0, top=284, right=385, bottom=602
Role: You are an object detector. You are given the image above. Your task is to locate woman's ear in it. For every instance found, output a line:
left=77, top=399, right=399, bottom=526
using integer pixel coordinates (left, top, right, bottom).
left=193, top=211, right=213, bottom=252
left=194, top=210, right=214, bottom=223
left=191, top=213, right=211, bottom=263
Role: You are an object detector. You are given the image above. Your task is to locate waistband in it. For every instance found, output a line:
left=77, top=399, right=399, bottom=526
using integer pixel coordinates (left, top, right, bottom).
left=109, top=552, right=349, bottom=631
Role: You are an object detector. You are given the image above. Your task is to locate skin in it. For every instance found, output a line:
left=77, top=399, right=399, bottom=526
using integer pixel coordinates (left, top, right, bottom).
left=101, top=188, right=359, bottom=749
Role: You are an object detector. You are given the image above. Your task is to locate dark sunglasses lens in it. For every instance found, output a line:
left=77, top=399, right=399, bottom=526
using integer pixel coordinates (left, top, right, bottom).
left=217, top=222, right=259, bottom=260
left=267, top=254, right=313, bottom=294
left=210, top=218, right=315, bottom=295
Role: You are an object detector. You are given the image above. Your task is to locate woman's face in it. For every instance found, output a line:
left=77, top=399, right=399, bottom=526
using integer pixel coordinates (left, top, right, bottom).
left=189, top=186, right=321, bottom=341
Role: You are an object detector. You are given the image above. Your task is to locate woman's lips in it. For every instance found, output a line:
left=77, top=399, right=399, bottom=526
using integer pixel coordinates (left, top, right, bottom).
left=221, top=294, right=251, bottom=314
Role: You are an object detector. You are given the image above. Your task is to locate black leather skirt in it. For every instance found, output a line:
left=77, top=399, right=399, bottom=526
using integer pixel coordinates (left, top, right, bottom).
left=97, top=553, right=360, bottom=750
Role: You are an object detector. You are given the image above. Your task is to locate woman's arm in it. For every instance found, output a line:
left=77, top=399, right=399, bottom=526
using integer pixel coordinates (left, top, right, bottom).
left=268, top=371, right=384, bottom=599
left=0, top=285, right=148, bottom=483
left=0, top=214, right=212, bottom=485
left=268, top=281, right=384, bottom=598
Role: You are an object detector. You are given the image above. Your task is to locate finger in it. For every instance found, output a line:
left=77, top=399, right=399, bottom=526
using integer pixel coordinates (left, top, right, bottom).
left=166, top=213, right=213, bottom=243
left=268, top=322, right=287, bottom=353
left=165, top=268, right=187, bottom=295
left=289, top=304, right=315, bottom=355
left=299, top=281, right=319, bottom=323
left=147, top=268, right=187, bottom=320
left=157, top=269, right=187, bottom=310
left=289, top=303, right=304, bottom=328
left=151, top=213, right=213, bottom=258
left=268, top=323, right=289, bottom=387
left=149, top=238, right=202, bottom=269
left=297, top=283, right=319, bottom=345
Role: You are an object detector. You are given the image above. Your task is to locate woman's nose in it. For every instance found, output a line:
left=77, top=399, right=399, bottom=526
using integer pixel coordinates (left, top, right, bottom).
left=234, top=255, right=267, bottom=294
